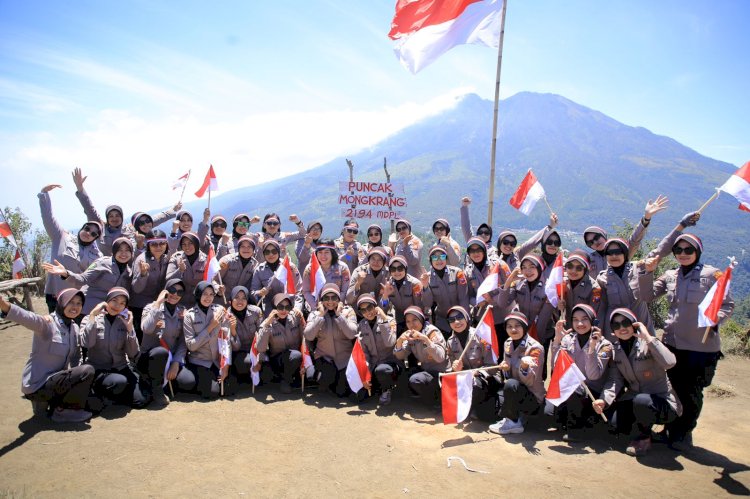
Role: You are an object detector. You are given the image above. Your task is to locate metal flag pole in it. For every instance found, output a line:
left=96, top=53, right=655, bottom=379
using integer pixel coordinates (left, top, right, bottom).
left=487, top=0, right=508, bottom=227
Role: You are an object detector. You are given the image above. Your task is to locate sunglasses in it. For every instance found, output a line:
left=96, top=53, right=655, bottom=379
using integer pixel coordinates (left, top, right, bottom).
left=149, top=241, right=168, bottom=247
left=358, top=304, right=375, bottom=313
left=236, top=221, right=250, bottom=228
left=367, top=231, right=380, bottom=237
left=585, top=234, right=603, bottom=246
left=433, top=226, right=447, bottom=232
left=605, top=248, right=624, bottom=256
left=477, top=229, right=491, bottom=236
left=468, top=246, right=484, bottom=254
left=82, top=226, right=100, bottom=238
left=501, top=238, right=516, bottom=247
left=430, top=253, right=447, bottom=261
left=565, top=263, right=585, bottom=272
left=396, top=225, right=408, bottom=232
left=345, top=228, right=359, bottom=234
left=265, top=220, right=280, bottom=226
left=389, top=265, right=405, bottom=272
left=611, top=318, right=633, bottom=330
left=320, top=294, right=340, bottom=303
left=263, top=248, right=279, bottom=256
left=276, top=304, right=292, bottom=311
left=447, top=315, right=466, bottom=323
left=212, top=222, right=227, bottom=228
left=167, top=287, right=185, bottom=296
left=546, top=239, right=562, bottom=247
left=672, top=246, right=696, bottom=255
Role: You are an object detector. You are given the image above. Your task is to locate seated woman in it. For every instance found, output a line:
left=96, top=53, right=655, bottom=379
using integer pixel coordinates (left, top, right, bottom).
left=183, top=282, right=237, bottom=399
left=224, top=286, right=263, bottom=385
left=303, top=283, right=358, bottom=397
left=80, top=287, right=148, bottom=409
left=139, top=279, right=196, bottom=406
left=393, top=306, right=449, bottom=407
left=0, top=289, right=95, bottom=423
left=594, top=308, right=682, bottom=457
left=445, top=306, right=501, bottom=422
left=550, top=304, right=612, bottom=441
left=256, top=293, right=305, bottom=393
left=489, top=312, right=545, bottom=435
left=355, top=295, right=399, bottom=405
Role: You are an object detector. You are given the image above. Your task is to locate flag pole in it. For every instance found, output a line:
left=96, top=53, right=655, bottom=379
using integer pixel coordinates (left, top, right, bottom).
left=671, top=189, right=720, bottom=233
left=168, top=380, right=174, bottom=398
left=208, top=186, right=212, bottom=213
left=178, top=170, right=191, bottom=205
left=701, top=326, right=712, bottom=344
left=543, top=195, right=555, bottom=216
left=580, top=380, right=608, bottom=422
left=439, top=364, right=504, bottom=378
left=486, top=0, right=508, bottom=227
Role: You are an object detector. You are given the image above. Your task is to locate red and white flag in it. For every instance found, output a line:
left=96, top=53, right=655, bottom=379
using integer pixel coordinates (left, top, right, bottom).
left=546, top=349, right=586, bottom=406
left=509, top=169, right=546, bottom=215
left=12, top=248, right=25, bottom=279
left=301, top=338, right=314, bottom=379
left=345, top=339, right=371, bottom=393
left=0, top=214, right=17, bottom=247
left=719, top=161, right=750, bottom=212
left=195, top=164, right=218, bottom=198
left=274, top=255, right=297, bottom=294
left=203, top=244, right=221, bottom=282
left=249, top=335, right=260, bottom=386
left=475, top=261, right=509, bottom=306
left=309, top=252, right=326, bottom=304
left=474, top=307, right=499, bottom=363
left=389, top=0, right=504, bottom=73
left=441, top=371, right=473, bottom=424
left=159, top=336, right=174, bottom=388
left=544, top=252, right=564, bottom=307
left=171, top=170, right=190, bottom=191
left=218, top=328, right=232, bottom=370
left=698, top=263, right=733, bottom=327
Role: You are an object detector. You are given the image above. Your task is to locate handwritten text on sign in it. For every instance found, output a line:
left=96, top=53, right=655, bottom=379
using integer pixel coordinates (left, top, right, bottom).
left=338, top=181, right=407, bottom=220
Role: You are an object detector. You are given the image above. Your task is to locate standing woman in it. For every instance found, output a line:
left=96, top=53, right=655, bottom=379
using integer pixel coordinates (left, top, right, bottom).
left=229, top=213, right=261, bottom=252
left=355, top=295, right=399, bottom=405
left=217, top=235, right=258, bottom=304
left=256, top=212, right=306, bottom=260
left=393, top=306, right=449, bottom=407
left=446, top=306, right=501, bottom=421
left=391, top=219, right=425, bottom=279
left=72, top=167, right=123, bottom=258
left=639, top=233, right=733, bottom=450
left=463, top=238, right=507, bottom=311
left=489, top=312, right=546, bottom=435
left=459, top=197, right=498, bottom=260
left=430, top=218, right=462, bottom=266
left=420, top=246, right=469, bottom=338
left=495, top=213, right=558, bottom=271
left=166, top=232, right=207, bottom=309
left=168, top=210, right=208, bottom=255
left=0, top=289, right=94, bottom=423
left=183, top=282, right=237, bottom=399
left=296, top=220, right=323, bottom=272
left=225, top=286, right=264, bottom=386
left=127, top=208, right=178, bottom=255
left=593, top=310, right=682, bottom=457
left=303, top=283, right=358, bottom=397
left=302, top=239, right=350, bottom=310
left=140, top=279, right=196, bottom=404
left=201, top=215, right=233, bottom=259
left=43, top=237, right=134, bottom=316
left=560, top=250, right=606, bottom=327
left=39, top=184, right=102, bottom=312
left=346, top=247, right=389, bottom=306
left=380, top=255, right=424, bottom=334
left=80, top=287, right=148, bottom=409
left=255, top=293, right=305, bottom=393
left=251, top=240, right=303, bottom=318
left=358, top=224, right=392, bottom=266
left=335, top=220, right=363, bottom=274
left=130, top=230, right=170, bottom=342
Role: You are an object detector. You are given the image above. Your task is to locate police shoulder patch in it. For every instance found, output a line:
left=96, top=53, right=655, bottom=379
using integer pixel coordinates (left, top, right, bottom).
left=456, top=270, right=467, bottom=285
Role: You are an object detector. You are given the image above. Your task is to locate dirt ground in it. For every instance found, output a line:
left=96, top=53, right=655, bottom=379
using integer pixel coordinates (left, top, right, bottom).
left=1, top=298, right=749, bottom=498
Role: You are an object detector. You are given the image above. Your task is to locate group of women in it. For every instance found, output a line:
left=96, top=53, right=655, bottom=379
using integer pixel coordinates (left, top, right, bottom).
left=0, top=170, right=734, bottom=458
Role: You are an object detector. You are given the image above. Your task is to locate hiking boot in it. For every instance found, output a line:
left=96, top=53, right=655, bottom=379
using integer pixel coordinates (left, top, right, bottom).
left=626, top=437, right=652, bottom=457
left=51, top=408, right=92, bottom=423
left=378, top=390, right=392, bottom=405
left=152, top=385, right=170, bottom=407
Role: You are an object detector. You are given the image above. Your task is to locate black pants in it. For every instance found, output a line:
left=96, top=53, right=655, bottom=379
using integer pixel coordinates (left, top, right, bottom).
left=186, top=363, right=237, bottom=399
left=92, top=366, right=149, bottom=408
left=130, top=306, right=144, bottom=344
left=261, top=350, right=302, bottom=384
left=373, top=362, right=402, bottom=393
left=408, top=370, right=440, bottom=405
left=612, top=393, right=678, bottom=439
left=136, top=347, right=196, bottom=393
left=26, top=364, right=96, bottom=411
left=315, top=358, right=349, bottom=396
left=498, top=378, right=541, bottom=422
left=472, top=372, right=503, bottom=422
left=556, top=387, right=600, bottom=429
left=666, top=346, right=721, bottom=439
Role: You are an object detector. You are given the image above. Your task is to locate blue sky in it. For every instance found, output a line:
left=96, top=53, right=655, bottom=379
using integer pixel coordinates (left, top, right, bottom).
left=1, top=0, right=748, bottom=229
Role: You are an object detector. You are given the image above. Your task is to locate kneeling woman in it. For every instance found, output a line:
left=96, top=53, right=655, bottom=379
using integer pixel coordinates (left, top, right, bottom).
left=183, top=282, right=237, bottom=399
left=446, top=306, right=501, bottom=421
left=593, top=308, right=681, bottom=457
left=256, top=293, right=304, bottom=393
left=550, top=304, right=612, bottom=441
left=490, top=312, right=546, bottom=435
left=0, top=289, right=95, bottom=423
left=303, top=283, right=358, bottom=397
left=355, top=295, right=399, bottom=405
left=80, top=287, right=148, bottom=409
left=139, top=279, right=197, bottom=406
left=393, top=306, right=450, bottom=407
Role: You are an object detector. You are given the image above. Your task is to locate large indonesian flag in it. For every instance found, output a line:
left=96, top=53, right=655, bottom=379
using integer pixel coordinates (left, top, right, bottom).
left=345, top=339, right=371, bottom=393
left=441, top=371, right=473, bottom=424
left=719, top=161, right=750, bottom=211
left=509, top=169, right=546, bottom=215
left=203, top=244, right=221, bottom=282
left=389, top=0, right=504, bottom=73
left=698, top=264, right=733, bottom=327
left=309, top=252, right=326, bottom=304
left=275, top=255, right=297, bottom=294
left=474, top=307, right=499, bottom=363
left=195, top=164, right=218, bottom=198
left=544, top=252, right=564, bottom=307
left=546, top=349, right=586, bottom=406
